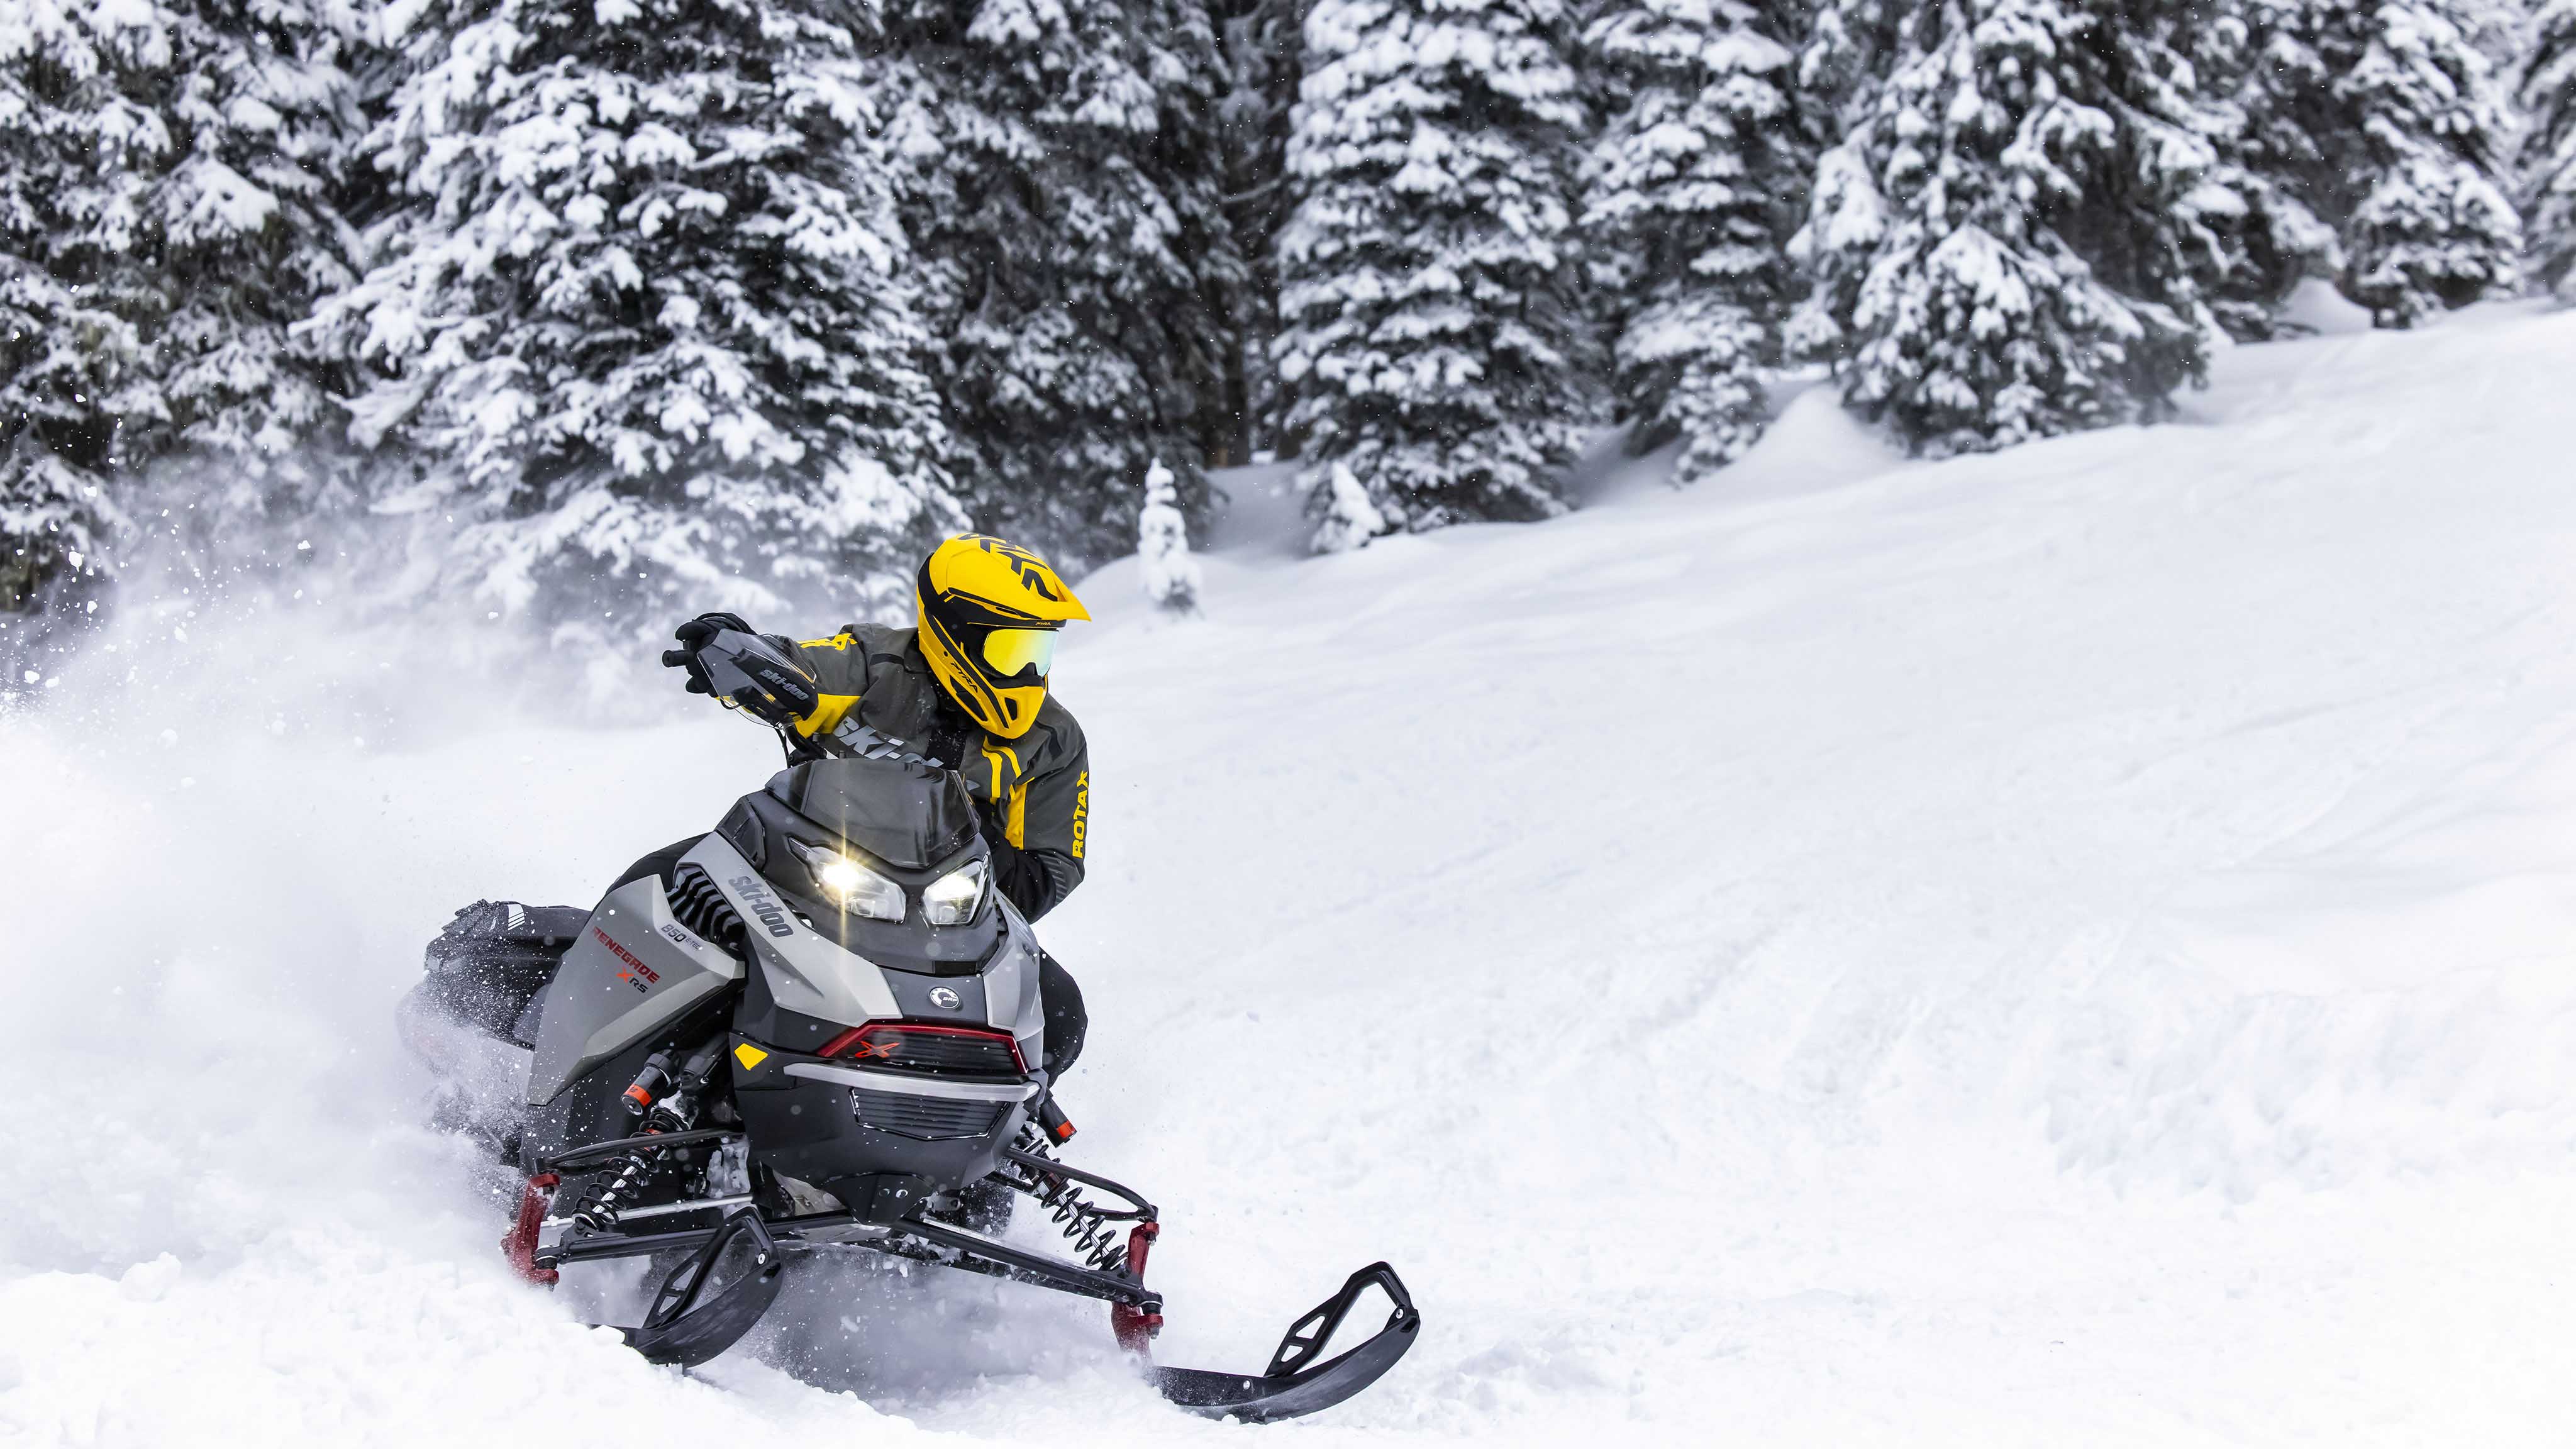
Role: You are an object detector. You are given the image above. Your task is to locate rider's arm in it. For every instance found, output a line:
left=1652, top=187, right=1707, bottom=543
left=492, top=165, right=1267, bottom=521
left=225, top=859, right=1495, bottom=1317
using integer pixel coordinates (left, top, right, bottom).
left=786, top=628, right=874, bottom=740
left=989, top=720, right=1089, bottom=921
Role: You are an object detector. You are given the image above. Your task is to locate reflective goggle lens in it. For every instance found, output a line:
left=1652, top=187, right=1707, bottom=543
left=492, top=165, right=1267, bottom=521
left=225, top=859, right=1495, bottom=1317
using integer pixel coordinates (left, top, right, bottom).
left=981, top=627, right=1055, bottom=680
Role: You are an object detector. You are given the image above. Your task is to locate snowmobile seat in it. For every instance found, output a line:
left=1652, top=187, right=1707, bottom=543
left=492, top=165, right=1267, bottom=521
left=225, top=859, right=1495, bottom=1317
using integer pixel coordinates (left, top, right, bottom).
left=419, top=899, right=590, bottom=1048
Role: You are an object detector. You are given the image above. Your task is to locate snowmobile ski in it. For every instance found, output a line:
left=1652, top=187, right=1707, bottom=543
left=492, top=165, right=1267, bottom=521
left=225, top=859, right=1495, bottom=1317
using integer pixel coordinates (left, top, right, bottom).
left=621, top=1209, right=784, bottom=1368
left=1145, top=1262, right=1421, bottom=1423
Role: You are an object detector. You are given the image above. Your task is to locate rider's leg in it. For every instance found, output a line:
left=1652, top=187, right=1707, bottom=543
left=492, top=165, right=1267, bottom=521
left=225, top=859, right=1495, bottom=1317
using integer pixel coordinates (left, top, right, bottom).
left=1038, top=950, right=1087, bottom=1080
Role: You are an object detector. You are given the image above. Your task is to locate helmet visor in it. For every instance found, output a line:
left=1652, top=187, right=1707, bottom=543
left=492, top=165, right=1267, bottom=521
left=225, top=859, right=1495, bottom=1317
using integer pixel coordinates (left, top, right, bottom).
left=980, top=627, right=1056, bottom=682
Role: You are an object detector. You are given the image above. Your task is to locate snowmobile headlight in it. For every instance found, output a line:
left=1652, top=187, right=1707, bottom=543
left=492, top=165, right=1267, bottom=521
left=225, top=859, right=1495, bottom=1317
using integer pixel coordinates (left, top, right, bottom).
left=921, top=858, right=988, bottom=927
left=786, top=838, right=904, bottom=921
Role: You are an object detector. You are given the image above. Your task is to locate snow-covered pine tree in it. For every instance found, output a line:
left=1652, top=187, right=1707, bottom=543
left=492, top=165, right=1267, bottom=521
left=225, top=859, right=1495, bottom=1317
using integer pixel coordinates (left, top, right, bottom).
left=2228, top=0, right=2521, bottom=327
left=1138, top=458, right=1202, bottom=615
left=318, top=0, right=958, bottom=619
left=1, top=1, right=150, bottom=612
left=154, top=0, right=369, bottom=523
left=1583, top=0, right=1809, bottom=482
left=1215, top=0, right=1307, bottom=462
left=2523, top=0, right=2576, bottom=298
left=2185, top=10, right=2339, bottom=338
left=2, top=0, right=367, bottom=615
left=1311, top=460, right=1387, bottom=552
left=1792, top=0, right=2227, bottom=455
left=1278, top=0, right=1591, bottom=542
left=880, top=0, right=1240, bottom=567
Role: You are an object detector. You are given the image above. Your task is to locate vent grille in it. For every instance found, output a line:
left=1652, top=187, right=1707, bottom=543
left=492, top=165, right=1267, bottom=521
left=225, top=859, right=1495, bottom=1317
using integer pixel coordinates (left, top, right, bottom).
left=848, top=1088, right=1008, bottom=1141
left=669, top=864, right=746, bottom=955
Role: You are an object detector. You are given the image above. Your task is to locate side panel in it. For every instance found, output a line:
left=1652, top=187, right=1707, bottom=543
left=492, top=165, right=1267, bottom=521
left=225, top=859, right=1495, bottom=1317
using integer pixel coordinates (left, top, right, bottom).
left=989, top=903, right=1046, bottom=1070
left=525, top=877, right=743, bottom=1106
left=686, top=834, right=903, bottom=1028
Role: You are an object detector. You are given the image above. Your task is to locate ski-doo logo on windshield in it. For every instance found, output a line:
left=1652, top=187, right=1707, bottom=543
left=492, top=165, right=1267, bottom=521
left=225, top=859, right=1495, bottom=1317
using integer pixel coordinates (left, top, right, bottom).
left=731, top=876, right=797, bottom=938
left=928, top=986, right=962, bottom=1011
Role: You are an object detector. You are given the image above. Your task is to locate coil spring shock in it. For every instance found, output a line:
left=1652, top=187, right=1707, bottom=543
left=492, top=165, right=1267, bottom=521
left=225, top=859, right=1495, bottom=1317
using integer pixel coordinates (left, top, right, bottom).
left=569, top=1152, right=656, bottom=1233
left=569, top=1040, right=722, bottom=1233
left=1012, top=1126, right=1131, bottom=1277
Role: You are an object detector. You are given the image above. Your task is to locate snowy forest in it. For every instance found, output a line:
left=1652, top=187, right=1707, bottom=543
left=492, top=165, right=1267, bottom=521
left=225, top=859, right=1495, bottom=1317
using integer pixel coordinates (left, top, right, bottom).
left=4, top=0, right=2573, bottom=641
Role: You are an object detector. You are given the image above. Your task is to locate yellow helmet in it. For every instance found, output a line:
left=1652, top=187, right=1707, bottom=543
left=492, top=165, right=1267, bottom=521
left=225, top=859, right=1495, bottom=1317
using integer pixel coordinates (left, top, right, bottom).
left=916, top=535, right=1090, bottom=739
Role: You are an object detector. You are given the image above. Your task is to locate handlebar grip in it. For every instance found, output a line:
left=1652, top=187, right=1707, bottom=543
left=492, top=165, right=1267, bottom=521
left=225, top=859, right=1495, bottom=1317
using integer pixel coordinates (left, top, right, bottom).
left=661, top=648, right=691, bottom=668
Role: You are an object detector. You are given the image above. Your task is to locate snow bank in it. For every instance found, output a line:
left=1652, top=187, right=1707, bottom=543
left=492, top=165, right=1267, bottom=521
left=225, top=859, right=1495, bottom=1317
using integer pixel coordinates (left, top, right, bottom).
left=8, top=304, right=2576, bottom=1445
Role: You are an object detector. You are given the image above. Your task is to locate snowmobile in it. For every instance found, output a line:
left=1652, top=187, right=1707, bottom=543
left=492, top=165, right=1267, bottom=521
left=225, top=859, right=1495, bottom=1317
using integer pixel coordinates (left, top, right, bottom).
left=397, top=626, right=1418, bottom=1421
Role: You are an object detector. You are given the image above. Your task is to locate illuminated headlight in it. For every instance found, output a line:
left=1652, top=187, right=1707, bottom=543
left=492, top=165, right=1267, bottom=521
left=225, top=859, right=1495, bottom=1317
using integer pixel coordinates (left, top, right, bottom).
left=786, top=838, right=904, bottom=921
left=921, top=859, right=988, bottom=926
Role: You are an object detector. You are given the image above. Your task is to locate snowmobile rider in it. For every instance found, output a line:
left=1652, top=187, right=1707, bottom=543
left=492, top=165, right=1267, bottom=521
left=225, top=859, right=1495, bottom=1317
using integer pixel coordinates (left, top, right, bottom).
left=636, top=533, right=1094, bottom=1081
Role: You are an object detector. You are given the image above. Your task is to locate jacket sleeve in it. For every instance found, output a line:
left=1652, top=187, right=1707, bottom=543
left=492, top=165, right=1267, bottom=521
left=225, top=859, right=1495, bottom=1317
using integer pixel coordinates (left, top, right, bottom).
left=989, top=722, right=1089, bottom=921
left=786, top=627, right=873, bottom=739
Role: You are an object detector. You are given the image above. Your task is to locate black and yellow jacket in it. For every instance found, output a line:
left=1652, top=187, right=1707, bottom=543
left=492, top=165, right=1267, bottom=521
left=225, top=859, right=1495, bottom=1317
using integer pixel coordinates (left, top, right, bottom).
left=789, top=622, right=1089, bottom=921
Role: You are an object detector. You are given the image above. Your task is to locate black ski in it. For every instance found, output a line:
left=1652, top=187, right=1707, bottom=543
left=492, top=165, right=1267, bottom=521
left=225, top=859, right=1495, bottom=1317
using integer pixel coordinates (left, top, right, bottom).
left=1149, top=1263, right=1421, bottom=1423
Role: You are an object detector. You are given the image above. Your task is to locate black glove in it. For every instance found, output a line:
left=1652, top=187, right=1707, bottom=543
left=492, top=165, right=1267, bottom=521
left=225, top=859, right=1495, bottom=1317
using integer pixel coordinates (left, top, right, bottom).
left=662, top=612, right=757, bottom=696
left=661, top=612, right=822, bottom=728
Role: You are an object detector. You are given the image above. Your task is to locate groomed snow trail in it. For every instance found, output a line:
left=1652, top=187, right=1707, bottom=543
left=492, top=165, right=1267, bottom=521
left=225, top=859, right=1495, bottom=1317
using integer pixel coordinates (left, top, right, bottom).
left=8, top=306, right=2576, bottom=1446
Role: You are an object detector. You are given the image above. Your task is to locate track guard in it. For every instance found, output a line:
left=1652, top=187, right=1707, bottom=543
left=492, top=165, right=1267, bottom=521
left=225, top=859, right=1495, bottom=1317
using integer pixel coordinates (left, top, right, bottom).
left=1148, top=1262, right=1421, bottom=1423
left=621, top=1210, right=784, bottom=1368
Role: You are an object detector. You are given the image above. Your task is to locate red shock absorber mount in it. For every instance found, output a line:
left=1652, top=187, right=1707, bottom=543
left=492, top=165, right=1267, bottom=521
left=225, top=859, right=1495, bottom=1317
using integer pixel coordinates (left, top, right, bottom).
left=1109, top=1220, right=1164, bottom=1355
left=502, top=1172, right=561, bottom=1286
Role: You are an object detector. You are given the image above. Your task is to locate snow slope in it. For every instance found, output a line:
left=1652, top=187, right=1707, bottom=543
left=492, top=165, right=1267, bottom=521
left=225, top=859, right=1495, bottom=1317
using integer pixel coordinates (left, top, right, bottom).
left=8, top=305, right=2576, bottom=1446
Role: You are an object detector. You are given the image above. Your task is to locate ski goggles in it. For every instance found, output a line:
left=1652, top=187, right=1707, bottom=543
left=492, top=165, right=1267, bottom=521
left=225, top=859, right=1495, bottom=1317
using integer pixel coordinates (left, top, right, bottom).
left=980, top=626, right=1057, bottom=682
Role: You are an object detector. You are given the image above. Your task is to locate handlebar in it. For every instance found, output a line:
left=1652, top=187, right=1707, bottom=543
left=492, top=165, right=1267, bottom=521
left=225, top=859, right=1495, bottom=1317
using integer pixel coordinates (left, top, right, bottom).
left=670, top=622, right=967, bottom=777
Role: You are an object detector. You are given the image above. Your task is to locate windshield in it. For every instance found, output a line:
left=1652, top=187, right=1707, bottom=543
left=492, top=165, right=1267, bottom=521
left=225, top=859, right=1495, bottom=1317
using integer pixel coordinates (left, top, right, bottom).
left=767, top=755, right=979, bottom=871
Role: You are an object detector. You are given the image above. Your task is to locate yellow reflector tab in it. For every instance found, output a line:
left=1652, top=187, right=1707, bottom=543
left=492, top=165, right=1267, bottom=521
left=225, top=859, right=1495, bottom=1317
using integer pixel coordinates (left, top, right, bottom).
left=733, top=1043, right=769, bottom=1070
